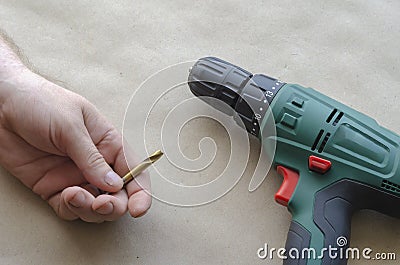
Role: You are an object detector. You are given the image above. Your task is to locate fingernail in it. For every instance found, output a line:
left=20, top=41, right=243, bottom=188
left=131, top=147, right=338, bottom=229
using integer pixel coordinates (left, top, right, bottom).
left=95, top=202, right=114, bottom=215
left=105, top=171, right=122, bottom=187
left=69, top=191, right=85, bottom=208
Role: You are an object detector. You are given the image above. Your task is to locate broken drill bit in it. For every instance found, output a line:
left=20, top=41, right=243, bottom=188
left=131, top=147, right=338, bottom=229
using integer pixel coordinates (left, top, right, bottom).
left=121, top=150, right=163, bottom=186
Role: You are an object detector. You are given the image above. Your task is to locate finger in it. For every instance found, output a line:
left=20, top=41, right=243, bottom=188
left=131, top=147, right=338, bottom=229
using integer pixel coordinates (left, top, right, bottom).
left=82, top=103, right=152, bottom=217
left=80, top=102, right=125, bottom=167
left=47, top=192, right=78, bottom=221
left=103, top=138, right=152, bottom=217
left=64, top=120, right=123, bottom=193
left=61, top=186, right=105, bottom=223
left=48, top=186, right=127, bottom=222
left=123, top=142, right=152, bottom=217
left=92, top=190, right=128, bottom=221
left=101, top=140, right=152, bottom=217
left=62, top=186, right=129, bottom=222
left=128, top=189, right=152, bottom=218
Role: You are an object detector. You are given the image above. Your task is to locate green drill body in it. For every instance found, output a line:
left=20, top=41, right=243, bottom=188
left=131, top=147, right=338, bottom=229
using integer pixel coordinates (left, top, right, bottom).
left=262, top=83, right=400, bottom=264
left=189, top=57, right=400, bottom=265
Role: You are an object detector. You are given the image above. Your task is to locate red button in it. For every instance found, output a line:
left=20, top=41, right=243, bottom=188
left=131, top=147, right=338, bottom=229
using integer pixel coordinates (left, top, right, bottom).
left=309, top=156, right=332, bottom=174
left=275, top=166, right=300, bottom=207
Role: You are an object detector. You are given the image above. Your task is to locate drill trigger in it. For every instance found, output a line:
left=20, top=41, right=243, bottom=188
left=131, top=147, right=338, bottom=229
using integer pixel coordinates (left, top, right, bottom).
left=275, top=166, right=300, bottom=207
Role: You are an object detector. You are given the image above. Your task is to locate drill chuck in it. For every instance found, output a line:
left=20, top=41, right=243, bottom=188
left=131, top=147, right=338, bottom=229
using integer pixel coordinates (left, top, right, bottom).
left=188, top=57, right=285, bottom=136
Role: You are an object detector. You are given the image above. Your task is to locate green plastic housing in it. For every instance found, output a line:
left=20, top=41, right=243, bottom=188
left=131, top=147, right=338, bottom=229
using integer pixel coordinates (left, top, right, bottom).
left=260, top=83, right=400, bottom=264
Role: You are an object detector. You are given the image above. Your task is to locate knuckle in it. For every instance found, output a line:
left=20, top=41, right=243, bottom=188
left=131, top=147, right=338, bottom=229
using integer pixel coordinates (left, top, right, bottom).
left=84, top=148, right=105, bottom=170
left=50, top=201, right=78, bottom=221
left=100, top=127, right=121, bottom=146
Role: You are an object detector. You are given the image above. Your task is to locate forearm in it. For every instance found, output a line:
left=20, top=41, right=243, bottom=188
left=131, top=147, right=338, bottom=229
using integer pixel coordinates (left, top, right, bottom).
left=0, top=33, right=25, bottom=75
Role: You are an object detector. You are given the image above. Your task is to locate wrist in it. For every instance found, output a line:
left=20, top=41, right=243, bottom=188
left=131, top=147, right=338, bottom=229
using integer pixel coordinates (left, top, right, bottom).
left=0, top=35, right=27, bottom=102
left=0, top=65, right=28, bottom=104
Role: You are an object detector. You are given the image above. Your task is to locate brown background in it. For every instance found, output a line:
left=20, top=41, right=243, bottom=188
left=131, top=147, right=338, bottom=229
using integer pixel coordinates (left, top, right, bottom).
left=0, top=1, right=399, bottom=264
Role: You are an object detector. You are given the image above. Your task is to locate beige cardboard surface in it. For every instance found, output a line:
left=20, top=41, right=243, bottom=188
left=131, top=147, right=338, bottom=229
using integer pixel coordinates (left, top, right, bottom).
left=0, top=1, right=399, bottom=264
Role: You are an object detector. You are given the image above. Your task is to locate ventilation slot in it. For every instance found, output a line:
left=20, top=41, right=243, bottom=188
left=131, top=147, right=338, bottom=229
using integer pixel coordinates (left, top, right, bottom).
left=318, top=133, right=331, bottom=153
left=381, top=180, right=400, bottom=195
left=312, top=130, right=324, bottom=151
left=333, top=112, right=344, bottom=126
left=326, top=109, right=337, bottom=123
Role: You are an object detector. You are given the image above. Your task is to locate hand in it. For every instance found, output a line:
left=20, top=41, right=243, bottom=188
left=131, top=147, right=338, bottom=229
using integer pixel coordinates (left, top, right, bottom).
left=0, top=40, right=151, bottom=222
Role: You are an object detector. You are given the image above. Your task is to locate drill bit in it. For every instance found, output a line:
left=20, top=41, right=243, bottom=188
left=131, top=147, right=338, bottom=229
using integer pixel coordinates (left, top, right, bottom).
left=103, top=150, right=163, bottom=195
left=121, top=150, right=163, bottom=186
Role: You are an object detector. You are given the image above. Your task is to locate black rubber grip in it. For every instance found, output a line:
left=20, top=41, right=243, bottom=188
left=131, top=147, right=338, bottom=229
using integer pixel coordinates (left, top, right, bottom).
left=284, top=222, right=311, bottom=265
left=314, top=179, right=400, bottom=265
left=283, top=179, right=400, bottom=265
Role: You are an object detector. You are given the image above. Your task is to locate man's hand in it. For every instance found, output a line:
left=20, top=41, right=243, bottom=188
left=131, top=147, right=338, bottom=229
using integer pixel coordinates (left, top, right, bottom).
left=0, top=35, right=151, bottom=222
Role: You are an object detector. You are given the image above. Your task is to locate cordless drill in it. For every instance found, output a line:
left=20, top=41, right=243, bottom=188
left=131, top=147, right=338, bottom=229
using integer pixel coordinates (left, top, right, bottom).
left=188, top=57, right=400, bottom=265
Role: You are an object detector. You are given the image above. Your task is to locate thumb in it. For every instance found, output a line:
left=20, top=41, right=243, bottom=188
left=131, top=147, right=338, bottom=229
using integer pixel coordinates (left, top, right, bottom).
left=64, top=126, right=123, bottom=192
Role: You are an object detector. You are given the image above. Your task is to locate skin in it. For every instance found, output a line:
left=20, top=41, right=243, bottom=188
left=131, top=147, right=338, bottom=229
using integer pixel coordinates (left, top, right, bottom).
left=0, top=34, right=152, bottom=222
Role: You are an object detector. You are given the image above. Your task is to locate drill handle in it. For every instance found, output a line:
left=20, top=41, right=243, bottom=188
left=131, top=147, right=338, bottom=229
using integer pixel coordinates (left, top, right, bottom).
left=283, top=182, right=354, bottom=265
left=283, top=177, right=400, bottom=265
left=284, top=180, right=354, bottom=265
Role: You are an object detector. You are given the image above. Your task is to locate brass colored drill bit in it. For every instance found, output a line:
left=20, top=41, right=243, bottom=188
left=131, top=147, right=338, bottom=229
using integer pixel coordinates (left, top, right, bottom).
left=122, top=150, right=163, bottom=186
